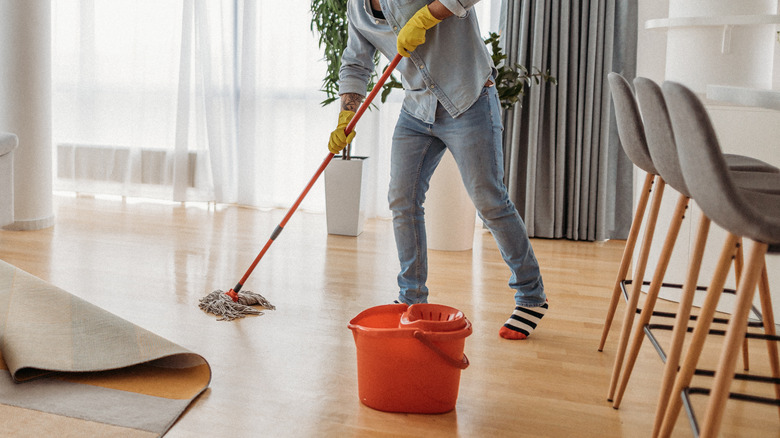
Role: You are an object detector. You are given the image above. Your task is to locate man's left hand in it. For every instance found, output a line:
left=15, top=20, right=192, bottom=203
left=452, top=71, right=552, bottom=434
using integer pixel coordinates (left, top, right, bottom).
left=396, top=5, right=442, bottom=57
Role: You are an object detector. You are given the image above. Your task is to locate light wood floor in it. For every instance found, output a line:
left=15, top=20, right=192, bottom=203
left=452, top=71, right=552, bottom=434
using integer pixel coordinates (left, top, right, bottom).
left=1, top=194, right=778, bottom=437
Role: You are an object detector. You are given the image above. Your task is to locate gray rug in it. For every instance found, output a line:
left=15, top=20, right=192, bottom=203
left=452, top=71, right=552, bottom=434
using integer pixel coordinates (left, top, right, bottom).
left=0, top=260, right=211, bottom=437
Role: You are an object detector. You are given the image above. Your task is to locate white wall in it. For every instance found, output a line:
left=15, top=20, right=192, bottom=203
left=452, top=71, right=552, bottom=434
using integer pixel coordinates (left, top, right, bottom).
left=775, top=28, right=780, bottom=90
left=637, top=0, right=669, bottom=82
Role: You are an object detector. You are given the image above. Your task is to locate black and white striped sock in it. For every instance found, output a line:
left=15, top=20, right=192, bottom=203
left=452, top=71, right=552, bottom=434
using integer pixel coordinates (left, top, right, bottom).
left=499, top=301, right=548, bottom=340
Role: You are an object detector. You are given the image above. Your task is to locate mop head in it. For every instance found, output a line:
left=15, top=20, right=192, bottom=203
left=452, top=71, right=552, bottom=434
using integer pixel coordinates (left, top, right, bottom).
left=199, top=290, right=276, bottom=321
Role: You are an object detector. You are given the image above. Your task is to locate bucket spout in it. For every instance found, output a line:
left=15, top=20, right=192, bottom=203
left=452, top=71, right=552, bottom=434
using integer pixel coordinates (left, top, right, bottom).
left=400, top=303, right=468, bottom=331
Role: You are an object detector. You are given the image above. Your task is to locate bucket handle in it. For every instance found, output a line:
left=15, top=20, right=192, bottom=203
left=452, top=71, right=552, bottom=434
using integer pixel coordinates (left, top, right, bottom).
left=413, top=331, right=469, bottom=370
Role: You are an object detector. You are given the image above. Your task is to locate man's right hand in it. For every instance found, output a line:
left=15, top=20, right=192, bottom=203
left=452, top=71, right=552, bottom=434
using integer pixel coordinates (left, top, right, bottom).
left=328, top=110, right=356, bottom=155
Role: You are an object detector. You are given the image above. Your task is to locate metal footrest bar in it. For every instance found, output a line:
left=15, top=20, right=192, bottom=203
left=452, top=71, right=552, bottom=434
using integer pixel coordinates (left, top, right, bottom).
left=694, top=368, right=780, bottom=385
left=643, top=323, right=774, bottom=365
left=679, top=357, right=780, bottom=438
left=687, top=386, right=780, bottom=406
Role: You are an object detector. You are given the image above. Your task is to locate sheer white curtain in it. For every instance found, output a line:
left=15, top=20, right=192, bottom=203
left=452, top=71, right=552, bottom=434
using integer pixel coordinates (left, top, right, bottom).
left=52, top=0, right=498, bottom=218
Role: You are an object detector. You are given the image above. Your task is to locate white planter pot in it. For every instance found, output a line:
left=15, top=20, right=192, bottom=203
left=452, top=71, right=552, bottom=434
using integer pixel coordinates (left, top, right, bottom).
left=426, top=150, right=476, bottom=251
left=325, top=156, right=368, bottom=236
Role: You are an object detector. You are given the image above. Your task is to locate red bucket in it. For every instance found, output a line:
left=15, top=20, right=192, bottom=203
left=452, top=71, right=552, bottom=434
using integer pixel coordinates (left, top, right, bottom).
left=348, top=303, right=472, bottom=414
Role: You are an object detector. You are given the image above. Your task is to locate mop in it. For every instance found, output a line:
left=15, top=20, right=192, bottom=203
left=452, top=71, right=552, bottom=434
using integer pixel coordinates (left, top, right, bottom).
left=199, top=289, right=274, bottom=321
left=200, top=54, right=403, bottom=321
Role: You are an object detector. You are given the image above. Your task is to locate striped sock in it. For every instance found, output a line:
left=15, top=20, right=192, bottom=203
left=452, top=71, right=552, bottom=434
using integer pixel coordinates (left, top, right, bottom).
left=499, top=301, right=549, bottom=340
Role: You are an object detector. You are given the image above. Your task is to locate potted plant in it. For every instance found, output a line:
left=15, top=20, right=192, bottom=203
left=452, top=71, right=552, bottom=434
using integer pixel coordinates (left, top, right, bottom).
left=311, top=0, right=393, bottom=236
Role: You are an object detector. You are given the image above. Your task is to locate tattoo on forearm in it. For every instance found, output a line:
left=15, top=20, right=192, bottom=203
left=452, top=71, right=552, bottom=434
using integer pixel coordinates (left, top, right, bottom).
left=341, top=93, right=364, bottom=112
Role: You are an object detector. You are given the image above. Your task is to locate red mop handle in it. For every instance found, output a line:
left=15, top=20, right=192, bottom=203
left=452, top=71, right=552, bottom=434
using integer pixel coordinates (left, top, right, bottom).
left=229, top=54, right=403, bottom=296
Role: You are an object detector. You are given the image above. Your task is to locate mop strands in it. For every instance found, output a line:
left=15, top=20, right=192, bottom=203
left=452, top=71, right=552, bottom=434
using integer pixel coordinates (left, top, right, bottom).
left=199, top=289, right=275, bottom=321
left=200, top=54, right=402, bottom=322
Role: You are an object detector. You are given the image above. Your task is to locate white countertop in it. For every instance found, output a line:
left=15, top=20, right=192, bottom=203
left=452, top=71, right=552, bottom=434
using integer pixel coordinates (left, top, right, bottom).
left=706, top=85, right=780, bottom=111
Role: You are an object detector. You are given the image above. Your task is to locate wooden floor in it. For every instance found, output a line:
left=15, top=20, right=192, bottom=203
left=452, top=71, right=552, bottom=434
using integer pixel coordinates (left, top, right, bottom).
left=1, top=194, right=778, bottom=437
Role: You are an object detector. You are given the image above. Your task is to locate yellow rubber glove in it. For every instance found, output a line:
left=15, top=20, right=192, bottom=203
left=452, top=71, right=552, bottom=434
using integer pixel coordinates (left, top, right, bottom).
left=328, top=110, right=356, bottom=155
left=397, top=5, right=442, bottom=57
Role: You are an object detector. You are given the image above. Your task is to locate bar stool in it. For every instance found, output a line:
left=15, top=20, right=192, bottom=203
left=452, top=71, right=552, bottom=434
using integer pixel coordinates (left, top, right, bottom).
left=599, top=72, right=660, bottom=346
left=601, top=73, right=779, bottom=404
left=601, top=73, right=668, bottom=403
left=608, top=76, right=696, bottom=410
left=610, top=77, right=780, bottom=423
left=658, top=80, right=780, bottom=438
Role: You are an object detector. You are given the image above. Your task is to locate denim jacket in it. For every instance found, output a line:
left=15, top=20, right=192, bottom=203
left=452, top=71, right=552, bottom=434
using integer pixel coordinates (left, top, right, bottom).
left=338, top=0, right=495, bottom=123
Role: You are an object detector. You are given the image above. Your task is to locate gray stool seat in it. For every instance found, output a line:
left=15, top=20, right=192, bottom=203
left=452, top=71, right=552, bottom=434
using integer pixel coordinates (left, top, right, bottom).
left=730, top=170, right=780, bottom=195
left=664, top=81, right=780, bottom=246
left=729, top=188, right=780, bottom=243
left=610, top=75, right=657, bottom=176
left=723, top=153, right=779, bottom=173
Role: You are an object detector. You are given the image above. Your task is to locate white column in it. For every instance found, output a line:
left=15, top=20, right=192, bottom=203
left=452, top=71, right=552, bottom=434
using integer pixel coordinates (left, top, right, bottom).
left=0, top=0, right=54, bottom=230
left=426, top=151, right=476, bottom=251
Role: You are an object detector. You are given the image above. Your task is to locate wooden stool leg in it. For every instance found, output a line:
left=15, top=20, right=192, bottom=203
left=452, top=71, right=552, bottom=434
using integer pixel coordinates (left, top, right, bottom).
left=733, top=240, right=749, bottom=371
left=613, top=193, right=689, bottom=408
left=607, top=177, right=666, bottom=401
left=756, top=261, right=780, bottom=419
left=652, top=215, right=711, bottom=437
left=599, top=172, right=655, bottom=351
left=658, top=233, right=739, bottom=438
left=699, top=242, right=768, bottom=438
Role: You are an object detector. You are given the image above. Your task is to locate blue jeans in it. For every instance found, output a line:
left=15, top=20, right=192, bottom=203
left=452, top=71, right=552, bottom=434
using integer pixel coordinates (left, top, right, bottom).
left=389, top=85, right=545, bottom=307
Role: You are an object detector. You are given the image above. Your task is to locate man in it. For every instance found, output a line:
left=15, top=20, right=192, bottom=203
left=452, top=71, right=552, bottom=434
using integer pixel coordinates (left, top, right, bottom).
left=329, top=0, right=547, bottom=340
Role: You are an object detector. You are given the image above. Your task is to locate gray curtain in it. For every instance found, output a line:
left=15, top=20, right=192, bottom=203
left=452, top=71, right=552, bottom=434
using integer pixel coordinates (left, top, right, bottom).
left=499, top=0, right=636, bottom=241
